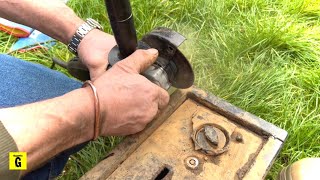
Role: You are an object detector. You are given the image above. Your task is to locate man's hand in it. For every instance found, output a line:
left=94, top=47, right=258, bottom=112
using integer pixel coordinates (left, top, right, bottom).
left=0, top=49, right=169, bottom=172
left=92, top=49, right=170, bottom=135
left=77, top=29, right=117, bottom=81
left=0, top=0, right=117, bottom=80
left=0, top=0, right=171, bottom=174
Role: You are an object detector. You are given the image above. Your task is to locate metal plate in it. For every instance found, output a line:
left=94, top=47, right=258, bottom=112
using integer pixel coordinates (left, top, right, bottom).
left=80, top=87, right=287, bottom=180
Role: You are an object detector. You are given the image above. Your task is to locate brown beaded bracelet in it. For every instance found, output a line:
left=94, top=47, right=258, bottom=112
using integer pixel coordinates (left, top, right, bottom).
left=82, top=80, right=101, bottom=140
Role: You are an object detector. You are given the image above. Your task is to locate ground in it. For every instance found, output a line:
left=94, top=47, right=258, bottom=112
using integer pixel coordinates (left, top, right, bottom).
left=0, top=0, right=319, bottom=179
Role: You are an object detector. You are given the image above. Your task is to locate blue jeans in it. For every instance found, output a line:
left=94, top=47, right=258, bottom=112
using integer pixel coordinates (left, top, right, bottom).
left=0, top=54, right=87, bottom=179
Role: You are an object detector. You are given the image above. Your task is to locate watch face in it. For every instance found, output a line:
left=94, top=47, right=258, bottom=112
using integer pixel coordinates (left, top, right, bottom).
left=87, top=18, right=103, bottom=30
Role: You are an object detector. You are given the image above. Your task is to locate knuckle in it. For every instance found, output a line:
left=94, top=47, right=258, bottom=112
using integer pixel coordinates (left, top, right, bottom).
left=141, top=107, right=157, bottom=123
left=141, top=118, right=150, bottom=126
left=163, top=92, right=170, bottom=104
left=136, top=49, right=149, bottom=57
left=140, top=82, right=156, bottom=96
left=113, top=62, right=134, bottom=73
left=114, top=61, right=127, bottom=68
left=160, top=88, right=170, bottom=100
left=126, top=127, right=138, bottom=135
left=137, top=124, right=146, bottom=132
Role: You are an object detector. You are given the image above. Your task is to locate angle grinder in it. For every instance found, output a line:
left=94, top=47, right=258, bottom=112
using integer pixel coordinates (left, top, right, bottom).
left=53, top=0, right=194, bottom=90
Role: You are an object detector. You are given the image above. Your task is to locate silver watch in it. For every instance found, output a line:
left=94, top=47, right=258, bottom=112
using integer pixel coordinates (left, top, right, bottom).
left=68, top=18, right=103, bottom=55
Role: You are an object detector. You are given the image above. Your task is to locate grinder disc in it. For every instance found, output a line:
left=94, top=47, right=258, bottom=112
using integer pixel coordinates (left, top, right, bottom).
left=141, top=27, right=194, bottom=89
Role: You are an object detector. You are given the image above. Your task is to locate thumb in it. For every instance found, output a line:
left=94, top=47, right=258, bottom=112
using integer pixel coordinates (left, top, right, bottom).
left=118, top=49, right=159, bottom=73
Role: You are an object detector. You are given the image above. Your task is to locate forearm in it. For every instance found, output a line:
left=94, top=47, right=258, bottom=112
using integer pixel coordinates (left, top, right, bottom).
left=0, top=0, right=83, bottom=44
left=0, top=87, right=94, bottom=174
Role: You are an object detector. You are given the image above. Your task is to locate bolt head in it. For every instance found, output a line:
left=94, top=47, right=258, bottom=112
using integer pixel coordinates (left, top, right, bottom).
left=185, top=157, right=200, bottom=169
left=189, top=159, right=196, bottom=165
left=236, top=134, right=243, bottom=142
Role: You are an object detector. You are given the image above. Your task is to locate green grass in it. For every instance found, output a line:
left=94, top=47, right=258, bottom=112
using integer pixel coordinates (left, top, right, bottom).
left=1, top=0, right=320, bottom=179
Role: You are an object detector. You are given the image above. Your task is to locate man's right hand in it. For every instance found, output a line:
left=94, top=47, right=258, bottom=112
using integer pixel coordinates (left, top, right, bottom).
left=92, top=49, right=170, bottom=136
left=0, top=48, right=169, bottom=173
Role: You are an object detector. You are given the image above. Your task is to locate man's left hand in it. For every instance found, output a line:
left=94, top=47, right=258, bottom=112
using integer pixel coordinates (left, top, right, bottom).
left=77, top=29, right=117, bottom=81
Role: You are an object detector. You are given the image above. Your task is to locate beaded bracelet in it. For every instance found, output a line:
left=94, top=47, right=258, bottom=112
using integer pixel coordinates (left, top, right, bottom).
left=82, top=80, right=101, bottom=140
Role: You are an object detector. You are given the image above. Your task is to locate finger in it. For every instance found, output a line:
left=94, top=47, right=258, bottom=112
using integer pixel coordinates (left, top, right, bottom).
left=118, top=49, right=159, bottom=73
left=157, top=86, right=170, bottom=110
left=125, top=124, right=146, bottom=136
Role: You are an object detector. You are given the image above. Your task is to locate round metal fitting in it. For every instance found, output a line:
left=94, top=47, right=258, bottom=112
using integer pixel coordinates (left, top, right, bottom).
left=231, top=131, right=244, bottom=143
left=185, top=157, right=199, bottom=169
left=236, top=134, right=243, bottom=142
left=192, top=124, right=230, bottom=156
left=142, top=57, right=171, bottom=90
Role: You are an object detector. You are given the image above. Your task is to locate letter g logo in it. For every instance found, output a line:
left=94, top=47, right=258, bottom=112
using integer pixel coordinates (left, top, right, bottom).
left=9, top=152, right=27, bottom=170
left=15, top=157, right=22, bottom=167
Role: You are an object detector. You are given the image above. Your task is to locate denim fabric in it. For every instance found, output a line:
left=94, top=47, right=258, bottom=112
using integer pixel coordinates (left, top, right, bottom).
left=0, top=54, right=87, bottom=179
left=0, top=54, right=81, bottom=107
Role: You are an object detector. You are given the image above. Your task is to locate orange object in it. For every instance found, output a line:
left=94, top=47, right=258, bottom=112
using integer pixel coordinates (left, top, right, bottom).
left=0, top=18, right=33, bottom=38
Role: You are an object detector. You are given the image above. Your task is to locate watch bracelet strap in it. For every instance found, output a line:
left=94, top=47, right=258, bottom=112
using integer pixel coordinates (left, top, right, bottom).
left=68, top=19, right=100, bottom=55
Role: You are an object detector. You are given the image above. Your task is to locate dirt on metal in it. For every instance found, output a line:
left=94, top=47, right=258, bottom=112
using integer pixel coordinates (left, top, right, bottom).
left=236, top=142, right=265, bottom=179
left=80, top=88, right=287, bottom=180
left=105, top=100, right=265, bottom=179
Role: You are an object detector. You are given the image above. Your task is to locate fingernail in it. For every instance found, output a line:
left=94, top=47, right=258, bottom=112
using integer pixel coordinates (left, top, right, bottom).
left=147, top=48, right=158, bottom=55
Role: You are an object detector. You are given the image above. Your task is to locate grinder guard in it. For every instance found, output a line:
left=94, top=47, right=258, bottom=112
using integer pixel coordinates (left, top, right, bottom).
left=142, top=27, right=194, bottom=89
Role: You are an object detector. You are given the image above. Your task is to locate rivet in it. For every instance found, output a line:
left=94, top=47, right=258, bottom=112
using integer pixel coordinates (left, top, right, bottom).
left=236, top=134, right=243, bottom=142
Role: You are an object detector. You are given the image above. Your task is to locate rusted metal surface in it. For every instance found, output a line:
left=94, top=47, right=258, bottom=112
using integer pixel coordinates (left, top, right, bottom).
left=191, top=120, right=230, bottom=156
left=244, top=137, right=284, bottom=179
left=188, top=88, right=287, bottom=142
left=81, top=87, right=287, bottom=180
left=80, top=90, right=188, bottom=180
left=204, top=125, right=219, bottom=146
left=236, top=142, right=265, bottom=179
left=105, top=99, right=265, bottom=179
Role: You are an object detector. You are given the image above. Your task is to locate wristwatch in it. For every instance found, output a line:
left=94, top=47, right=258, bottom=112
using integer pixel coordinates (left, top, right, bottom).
left=68, top=18, right=103, bottom=55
